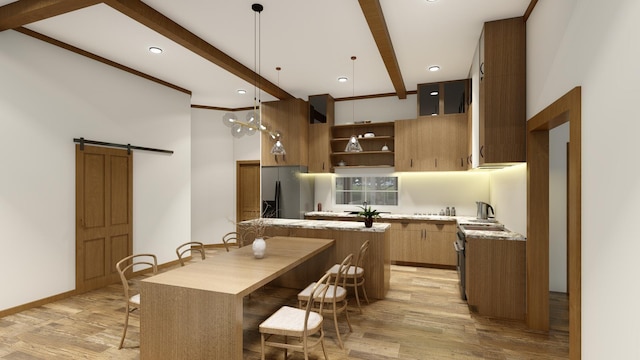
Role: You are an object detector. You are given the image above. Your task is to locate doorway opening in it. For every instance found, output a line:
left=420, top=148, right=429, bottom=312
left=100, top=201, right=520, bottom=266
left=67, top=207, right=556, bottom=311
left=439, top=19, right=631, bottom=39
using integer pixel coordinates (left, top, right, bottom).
left=527, top=87, right=581, bottom=359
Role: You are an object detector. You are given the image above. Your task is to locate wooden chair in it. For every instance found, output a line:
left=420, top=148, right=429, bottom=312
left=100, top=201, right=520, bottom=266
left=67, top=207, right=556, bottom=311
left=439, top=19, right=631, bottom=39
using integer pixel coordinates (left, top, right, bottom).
left=259, top=272, right=331, bottom=360
left=298, top=253, right=353, bottom=349
left=327, top=240, right=370, bottom=313
left=222, top=231, right=240, bottom=251
left=115, top=253, right=158, bottom=349
left=175, top=241, right=206, bottom=266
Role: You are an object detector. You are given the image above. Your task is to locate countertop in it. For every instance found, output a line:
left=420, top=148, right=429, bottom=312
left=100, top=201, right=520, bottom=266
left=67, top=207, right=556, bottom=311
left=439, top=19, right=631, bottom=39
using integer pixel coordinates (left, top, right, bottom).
left=239, top=217, right=391, bottom=233
left=304, top=211, right=526, bottom=241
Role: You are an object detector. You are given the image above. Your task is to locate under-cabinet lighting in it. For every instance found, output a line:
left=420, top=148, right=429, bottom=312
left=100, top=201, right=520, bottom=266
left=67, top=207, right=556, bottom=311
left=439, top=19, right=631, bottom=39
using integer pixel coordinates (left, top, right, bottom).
left=430, top=91, right=438, bottom=96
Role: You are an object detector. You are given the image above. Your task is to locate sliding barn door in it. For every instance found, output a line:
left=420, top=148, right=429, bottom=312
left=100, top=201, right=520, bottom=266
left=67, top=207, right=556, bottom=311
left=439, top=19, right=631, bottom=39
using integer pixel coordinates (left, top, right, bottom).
left=76, top=145, right=133, bottom=293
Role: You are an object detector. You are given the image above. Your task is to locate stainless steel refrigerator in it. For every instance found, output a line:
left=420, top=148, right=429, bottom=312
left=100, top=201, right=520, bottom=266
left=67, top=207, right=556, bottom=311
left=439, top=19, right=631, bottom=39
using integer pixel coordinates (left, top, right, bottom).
left=261, top=166, right=314, bottom=219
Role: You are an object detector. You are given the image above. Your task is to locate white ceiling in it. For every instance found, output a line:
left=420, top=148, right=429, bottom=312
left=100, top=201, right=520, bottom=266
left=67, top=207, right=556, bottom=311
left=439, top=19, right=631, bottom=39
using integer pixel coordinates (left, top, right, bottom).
left=1, top=0, right=530, bottom=109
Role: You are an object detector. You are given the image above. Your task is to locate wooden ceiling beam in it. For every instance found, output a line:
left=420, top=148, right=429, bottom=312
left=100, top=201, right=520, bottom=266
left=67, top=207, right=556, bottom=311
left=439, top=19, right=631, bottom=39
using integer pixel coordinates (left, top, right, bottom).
left=358, top=0, right=407, bottom=99
left=0, top=0, right=102, bottom=31
left=103, top=0, right=294, bottom=101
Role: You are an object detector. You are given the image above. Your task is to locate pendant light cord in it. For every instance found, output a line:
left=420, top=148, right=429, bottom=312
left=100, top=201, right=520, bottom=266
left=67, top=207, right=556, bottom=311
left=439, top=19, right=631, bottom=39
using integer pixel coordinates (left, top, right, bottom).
left=351, top=56, right=356, bottom=122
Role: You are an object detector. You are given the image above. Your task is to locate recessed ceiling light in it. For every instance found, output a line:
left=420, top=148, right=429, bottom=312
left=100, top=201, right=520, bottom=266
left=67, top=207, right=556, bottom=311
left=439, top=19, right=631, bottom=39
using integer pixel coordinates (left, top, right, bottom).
left=428, top=65, right=440, bottom=72
left=338, top=77, right=348, bottom=83
left=237, top=89, right=247, bottom=94
left=430, top=91, right=439, bottom=96
left=148, top=46, right=163, bottom=54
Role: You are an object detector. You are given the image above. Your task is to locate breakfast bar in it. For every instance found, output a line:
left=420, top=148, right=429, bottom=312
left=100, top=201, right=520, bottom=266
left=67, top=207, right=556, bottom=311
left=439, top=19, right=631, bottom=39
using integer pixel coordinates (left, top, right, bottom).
left=238, top=218, right=391, bottom=299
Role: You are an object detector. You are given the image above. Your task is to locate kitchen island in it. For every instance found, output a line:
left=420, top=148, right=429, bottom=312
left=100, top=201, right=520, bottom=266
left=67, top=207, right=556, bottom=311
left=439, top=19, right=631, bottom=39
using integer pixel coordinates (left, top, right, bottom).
left=238, top=218, right=391, bottom=299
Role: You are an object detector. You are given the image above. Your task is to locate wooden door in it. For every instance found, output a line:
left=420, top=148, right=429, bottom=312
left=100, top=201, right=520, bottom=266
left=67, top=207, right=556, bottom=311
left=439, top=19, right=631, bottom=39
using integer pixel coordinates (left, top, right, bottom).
left=236, top=160, right=261, bottom=222
left=76, top=145, right=133, bottom=293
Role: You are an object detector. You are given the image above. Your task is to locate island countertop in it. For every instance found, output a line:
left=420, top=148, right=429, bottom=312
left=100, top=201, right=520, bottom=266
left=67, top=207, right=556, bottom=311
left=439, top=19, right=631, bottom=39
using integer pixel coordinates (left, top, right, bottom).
left=237, top=217, right=391, bottom=299
left=239, top=217, right=391, bottom=232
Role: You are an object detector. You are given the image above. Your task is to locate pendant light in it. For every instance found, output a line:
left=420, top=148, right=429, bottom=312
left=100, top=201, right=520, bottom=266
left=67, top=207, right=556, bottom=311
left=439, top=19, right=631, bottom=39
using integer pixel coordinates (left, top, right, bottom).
left=344, top=56, right=362, bottom=152
left=270, top=66, right=286, bottom=155
left=220, top=4, right=285, bottom=154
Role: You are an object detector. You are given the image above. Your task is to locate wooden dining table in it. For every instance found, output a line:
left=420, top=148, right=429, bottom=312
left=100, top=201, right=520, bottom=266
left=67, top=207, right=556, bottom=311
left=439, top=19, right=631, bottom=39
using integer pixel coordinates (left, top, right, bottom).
left=139, top=236, right=335, bottom=360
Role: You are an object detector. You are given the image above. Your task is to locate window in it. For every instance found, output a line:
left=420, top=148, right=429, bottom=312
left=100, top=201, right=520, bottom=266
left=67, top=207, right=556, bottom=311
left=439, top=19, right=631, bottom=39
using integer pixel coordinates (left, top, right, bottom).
left=335, top=176, right=398, bottom=206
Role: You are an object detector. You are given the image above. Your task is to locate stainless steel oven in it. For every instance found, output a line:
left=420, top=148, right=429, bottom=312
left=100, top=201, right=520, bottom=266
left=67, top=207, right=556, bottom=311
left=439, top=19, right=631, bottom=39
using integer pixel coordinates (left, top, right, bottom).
left=454, top=227, right=466, bottom=300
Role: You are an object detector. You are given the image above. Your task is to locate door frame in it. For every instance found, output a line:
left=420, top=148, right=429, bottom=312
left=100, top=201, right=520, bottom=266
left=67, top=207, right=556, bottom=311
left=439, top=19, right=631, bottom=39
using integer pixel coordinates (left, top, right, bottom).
left=527, top=86, right=581, bottom=359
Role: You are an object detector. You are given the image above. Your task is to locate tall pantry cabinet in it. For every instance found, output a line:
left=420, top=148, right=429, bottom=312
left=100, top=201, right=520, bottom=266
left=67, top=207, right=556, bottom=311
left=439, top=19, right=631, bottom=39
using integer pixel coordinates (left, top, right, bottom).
left=478, top=17, right=526, bottom=165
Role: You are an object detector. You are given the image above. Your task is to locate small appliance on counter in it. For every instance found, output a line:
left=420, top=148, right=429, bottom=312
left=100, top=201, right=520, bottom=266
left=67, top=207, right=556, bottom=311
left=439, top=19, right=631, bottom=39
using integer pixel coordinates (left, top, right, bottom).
left=476, top=201, right=495, bottom=220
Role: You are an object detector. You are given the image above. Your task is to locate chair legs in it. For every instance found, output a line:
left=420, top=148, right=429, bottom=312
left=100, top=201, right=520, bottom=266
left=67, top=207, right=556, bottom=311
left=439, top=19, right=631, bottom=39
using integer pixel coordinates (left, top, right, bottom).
left=332, top=304, right=352, bottom=349
left=119, top=305, right=131, bottom=349
left=353, top=276, right=370, bottom=314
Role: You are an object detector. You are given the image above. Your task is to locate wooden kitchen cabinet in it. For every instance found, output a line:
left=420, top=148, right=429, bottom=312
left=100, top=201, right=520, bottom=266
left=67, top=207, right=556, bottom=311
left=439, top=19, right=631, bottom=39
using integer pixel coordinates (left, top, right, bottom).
left=261, top=98, right=309, bottom=167
left=394, top=115, right=467, bottom=172
left=308, top=123, right=332, bottom=172
left=478, top=17, right=526, bottom=165
left=308, top=94, right=334, bottom=173
left=390, top=220, right=456, bottom=267
left=465, top=236, right=526, bottom=320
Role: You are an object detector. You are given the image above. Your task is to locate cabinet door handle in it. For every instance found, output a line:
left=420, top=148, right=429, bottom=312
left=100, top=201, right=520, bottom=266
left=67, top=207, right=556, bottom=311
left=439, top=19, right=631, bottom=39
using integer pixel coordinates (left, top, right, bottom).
left=460, top=157, right=464, bottom=167
left=480, top=145, right=484, bottom=159
left=435, top=158, right=438, bottom=168
left=410, top=158, right=413, bottom=168
left=322, top=162, right=325, bottom=170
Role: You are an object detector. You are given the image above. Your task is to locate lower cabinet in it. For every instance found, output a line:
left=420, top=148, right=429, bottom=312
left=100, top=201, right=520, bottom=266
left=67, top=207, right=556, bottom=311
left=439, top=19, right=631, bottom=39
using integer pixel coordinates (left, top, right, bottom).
left=390, top=220, right=457, bottom=267
left=465, top=237, right=525, bottom=320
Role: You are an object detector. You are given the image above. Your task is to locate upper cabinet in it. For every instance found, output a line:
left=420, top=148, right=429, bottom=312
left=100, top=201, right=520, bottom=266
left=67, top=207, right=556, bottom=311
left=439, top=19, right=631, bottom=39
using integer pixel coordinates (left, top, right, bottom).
left=330, top=122, right=395, bottom=169
left=261, top=98, right=309, bottom=167
left=478, top=17, right=526, bottom=165
left=308, top=94, right=334, bottom=173
left=396, top=79, right=469, bottom=172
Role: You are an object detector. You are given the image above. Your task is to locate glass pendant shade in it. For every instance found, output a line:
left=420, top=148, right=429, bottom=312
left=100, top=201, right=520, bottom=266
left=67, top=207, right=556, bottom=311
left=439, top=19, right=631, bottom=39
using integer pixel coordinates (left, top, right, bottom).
left=345, top=135, right=363, bottom=152
left=271, top=140, right=286, bottom=155
left=222, top=113, right=238, bottom=128
left=231, top=123, right=245, bottom=138
left=245, top=110, right=259, bottom=135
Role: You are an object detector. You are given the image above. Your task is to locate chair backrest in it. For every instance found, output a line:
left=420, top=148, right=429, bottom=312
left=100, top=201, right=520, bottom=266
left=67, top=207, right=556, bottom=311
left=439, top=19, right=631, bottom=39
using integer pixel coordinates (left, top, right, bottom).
left=304, top=272, right=331, bottom=332
left=222, top=232, right=240, bottom=251
left=332, top=253, right=353, bottom=296
left=116, top=254, right=158, bottom=302
left=176, top=241, right=206, bottom=266
left=355, top=240, right=370, bottom=269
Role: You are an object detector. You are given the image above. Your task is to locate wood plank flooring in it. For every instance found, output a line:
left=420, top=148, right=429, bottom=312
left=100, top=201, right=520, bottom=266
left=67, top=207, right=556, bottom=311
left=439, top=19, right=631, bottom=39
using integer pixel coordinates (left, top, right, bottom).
left=0, top=261, right=568, bottom=359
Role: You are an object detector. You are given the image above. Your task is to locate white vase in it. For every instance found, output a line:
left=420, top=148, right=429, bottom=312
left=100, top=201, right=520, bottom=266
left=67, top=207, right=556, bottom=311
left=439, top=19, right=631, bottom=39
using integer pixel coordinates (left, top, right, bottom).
left=252, top=238, right=266, bottom=259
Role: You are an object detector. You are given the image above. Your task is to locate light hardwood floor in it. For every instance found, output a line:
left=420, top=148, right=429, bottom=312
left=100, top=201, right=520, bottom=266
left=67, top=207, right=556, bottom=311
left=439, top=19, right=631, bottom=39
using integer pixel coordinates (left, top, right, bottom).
left=0, top=261, right=568, bottom=359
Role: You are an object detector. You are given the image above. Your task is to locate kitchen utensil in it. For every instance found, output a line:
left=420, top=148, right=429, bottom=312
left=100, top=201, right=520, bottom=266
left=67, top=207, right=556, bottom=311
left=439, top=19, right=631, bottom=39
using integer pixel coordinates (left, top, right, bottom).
left=476, top=201, right=495, bottom=220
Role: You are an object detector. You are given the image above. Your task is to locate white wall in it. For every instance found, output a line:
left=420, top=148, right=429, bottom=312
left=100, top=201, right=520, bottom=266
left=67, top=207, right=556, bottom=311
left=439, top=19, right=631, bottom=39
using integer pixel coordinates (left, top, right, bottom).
left=489, top=164, right=527, bottom=236
left=528, top=0, right=640, bottom=357
left=314, top=168, right=490, bottom=217
left=191, top=108, right=260, bottom=245
left=0, top=30, right=191, bottom=311
left=549, top=123, right=569, bottom=292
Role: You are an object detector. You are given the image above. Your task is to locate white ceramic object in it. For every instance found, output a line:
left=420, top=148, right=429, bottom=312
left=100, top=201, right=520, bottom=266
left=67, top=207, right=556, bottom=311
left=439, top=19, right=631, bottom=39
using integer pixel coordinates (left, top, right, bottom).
left=252, top=238, right=266, bottom=258
left=381, top=145, right=389, bottom=151
left=364, top=132, right=375, bottom=138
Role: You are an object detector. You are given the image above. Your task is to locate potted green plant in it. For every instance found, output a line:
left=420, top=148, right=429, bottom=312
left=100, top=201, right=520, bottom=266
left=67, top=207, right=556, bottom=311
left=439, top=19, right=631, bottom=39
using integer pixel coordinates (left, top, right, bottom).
left=357, top=205, right=380, bottom=228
